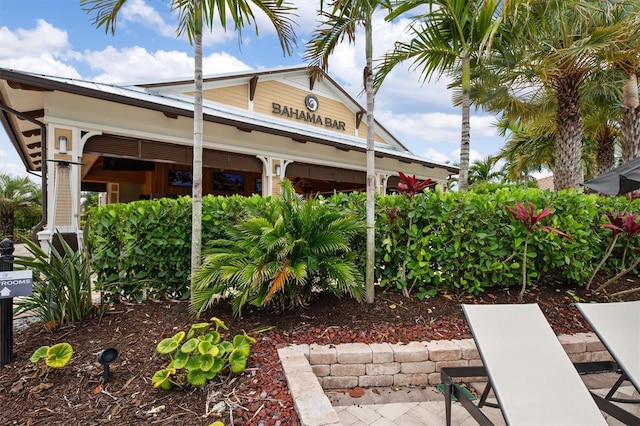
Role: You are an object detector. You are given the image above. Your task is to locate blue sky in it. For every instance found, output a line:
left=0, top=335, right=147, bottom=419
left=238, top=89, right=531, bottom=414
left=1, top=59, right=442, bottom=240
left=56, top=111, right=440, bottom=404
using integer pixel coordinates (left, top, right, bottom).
left=0, top=0, right=506, bottom=179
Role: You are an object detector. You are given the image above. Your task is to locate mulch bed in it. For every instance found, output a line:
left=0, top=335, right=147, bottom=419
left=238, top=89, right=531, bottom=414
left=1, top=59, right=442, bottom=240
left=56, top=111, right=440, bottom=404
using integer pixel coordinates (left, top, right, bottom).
left=0, top=276, right=638, bottom=425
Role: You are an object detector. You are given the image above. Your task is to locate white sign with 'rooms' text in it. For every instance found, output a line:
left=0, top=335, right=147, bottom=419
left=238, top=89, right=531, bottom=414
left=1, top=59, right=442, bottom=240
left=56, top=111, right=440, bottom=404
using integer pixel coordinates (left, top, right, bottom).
left=0, top=270, right=33, bottom=298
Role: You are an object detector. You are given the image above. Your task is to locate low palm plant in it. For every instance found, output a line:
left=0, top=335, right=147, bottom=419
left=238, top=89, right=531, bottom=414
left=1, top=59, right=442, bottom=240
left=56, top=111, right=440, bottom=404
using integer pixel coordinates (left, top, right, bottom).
left=190, top=180, right=364, bottom=317
left=13, top=232, right=96, bottom=330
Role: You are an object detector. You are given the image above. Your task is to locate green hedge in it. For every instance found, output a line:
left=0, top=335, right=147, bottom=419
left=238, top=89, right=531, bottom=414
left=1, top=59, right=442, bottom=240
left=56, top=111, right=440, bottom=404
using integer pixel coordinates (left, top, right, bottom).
left=87, top=188, right=639, bottom=301
left=325, top=188, right=638, bottom=294
left=86, top=195, right=267, bottom=302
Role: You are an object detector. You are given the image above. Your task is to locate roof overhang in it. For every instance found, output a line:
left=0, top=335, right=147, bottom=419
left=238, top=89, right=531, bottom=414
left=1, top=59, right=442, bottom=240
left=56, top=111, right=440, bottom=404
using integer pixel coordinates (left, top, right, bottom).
left=0, top=68, right=459, bottom=175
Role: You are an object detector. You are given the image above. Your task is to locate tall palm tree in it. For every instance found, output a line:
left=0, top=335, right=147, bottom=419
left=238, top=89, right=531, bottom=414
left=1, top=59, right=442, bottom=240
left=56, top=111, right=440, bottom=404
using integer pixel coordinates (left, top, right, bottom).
left=0, top=173, right=41, bottom=240
left=374, top=0, right=502, bottom=191
left=304, top=0, right=392, bottom=304
left=497, top=0, right=631, bottom=190
left=468, top=155, right=503, bottom=186
left=484, top=61, right=622, bottom=181
left=81, top=0, right=296, bottom=294
left=597, top=1, right=640, bottom=162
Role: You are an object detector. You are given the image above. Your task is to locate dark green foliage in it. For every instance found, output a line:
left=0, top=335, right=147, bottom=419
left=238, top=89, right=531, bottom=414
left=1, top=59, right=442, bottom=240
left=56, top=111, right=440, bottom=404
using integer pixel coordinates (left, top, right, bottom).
left=190, top=180, right=364, bottom=316
left=86, top=195, right=266, bottom=302
left=326, top=188, right=639, bottom=295
left=86, top=186, right=640, bottom=302
left=13, top=232, right=96, bottom=330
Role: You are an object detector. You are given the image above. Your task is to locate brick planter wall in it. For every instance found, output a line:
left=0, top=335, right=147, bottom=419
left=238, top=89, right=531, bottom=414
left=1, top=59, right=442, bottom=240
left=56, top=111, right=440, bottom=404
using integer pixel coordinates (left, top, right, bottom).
left=286, top=332, right=612, bottom=388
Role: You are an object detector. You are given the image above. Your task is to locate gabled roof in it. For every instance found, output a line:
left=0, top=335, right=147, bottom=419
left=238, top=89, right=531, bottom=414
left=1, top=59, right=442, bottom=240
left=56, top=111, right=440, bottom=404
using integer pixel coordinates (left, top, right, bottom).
left=0, top=66, right=459, bottom=174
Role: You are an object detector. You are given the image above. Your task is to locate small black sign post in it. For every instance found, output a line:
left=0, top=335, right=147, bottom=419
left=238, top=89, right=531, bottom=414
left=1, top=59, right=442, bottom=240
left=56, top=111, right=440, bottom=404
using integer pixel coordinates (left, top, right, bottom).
left=0, top=239, right=14, bottom=367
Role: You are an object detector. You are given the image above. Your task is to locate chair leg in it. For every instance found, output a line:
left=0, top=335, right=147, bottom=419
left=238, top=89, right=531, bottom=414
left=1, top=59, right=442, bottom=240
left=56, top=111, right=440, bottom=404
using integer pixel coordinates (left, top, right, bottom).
left=444, top=382, right=453, bottom=426
left=605, top=373, right=640, bottom=404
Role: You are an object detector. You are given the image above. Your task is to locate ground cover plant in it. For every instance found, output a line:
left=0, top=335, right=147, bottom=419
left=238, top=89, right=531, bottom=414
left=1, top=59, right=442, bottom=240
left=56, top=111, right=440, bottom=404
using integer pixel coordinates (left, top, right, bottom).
left=2, top=275, right=640, bottom=425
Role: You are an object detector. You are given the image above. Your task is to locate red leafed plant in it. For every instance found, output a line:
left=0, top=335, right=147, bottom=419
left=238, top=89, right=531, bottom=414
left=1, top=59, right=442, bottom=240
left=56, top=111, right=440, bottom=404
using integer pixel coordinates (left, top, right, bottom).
left=397, top=172, right=434, bottom=198
left=506, top=202, right=571, bottom=302
left=587, top=211, right=640, bottom=293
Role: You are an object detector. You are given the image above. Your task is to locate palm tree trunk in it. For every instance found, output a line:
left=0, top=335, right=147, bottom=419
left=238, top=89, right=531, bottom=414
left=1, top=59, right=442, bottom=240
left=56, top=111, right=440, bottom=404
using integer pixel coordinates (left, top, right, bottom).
left=191, top=0, right=203, bottom=293
left=595, top=134, right=615, bottom=176
left=364, top=16, right=375, bottom=304
left=621, top=69, right=640, bottom=162
left=553, top=74, right=583, bottom=190
left=458, top=57, right=471, bottom=191
left=0, top=208, right=15, bottom=240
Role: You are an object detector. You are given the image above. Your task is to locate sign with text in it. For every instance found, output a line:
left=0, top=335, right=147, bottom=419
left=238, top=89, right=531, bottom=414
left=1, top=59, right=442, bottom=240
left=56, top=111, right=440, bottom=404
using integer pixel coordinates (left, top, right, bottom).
left=0, top=270, right=33, bottom=298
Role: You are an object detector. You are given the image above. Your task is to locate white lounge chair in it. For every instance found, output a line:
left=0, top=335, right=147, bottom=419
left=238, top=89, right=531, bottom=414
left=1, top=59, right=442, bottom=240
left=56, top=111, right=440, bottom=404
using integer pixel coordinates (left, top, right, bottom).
left=575, top=301, right=640, bottom=408
left=441, top=304, right=607, bottom=425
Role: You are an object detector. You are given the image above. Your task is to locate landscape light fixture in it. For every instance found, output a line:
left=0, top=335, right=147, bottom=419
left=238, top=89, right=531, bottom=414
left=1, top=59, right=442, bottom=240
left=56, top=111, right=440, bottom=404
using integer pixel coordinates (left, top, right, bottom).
left=58, top=136, right=68, bottom=154
left=97, top=348, right=119, bottom=383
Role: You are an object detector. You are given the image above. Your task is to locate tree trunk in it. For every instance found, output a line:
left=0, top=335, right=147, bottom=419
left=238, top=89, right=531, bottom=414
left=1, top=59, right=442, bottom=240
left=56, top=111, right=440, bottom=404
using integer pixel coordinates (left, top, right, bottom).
left=458, top=57, right=471, bottom=191
left=190, top=1, right=203, bottom=294
left=0, top=208, right=15, bottom=240
left=364, top=16, right=375, bottom=304
left=553, top=74, right=583, bottom=190
left=595, top=133, right=615, bottom=177
left=620, top=69, right=640, bottom=162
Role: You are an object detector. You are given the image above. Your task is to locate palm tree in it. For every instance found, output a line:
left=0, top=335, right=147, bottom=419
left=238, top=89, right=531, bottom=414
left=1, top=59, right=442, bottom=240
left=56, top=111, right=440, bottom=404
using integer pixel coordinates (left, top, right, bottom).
left=191, top=180, right=364, bottom=316
left=81, top=0, right=296, bottom=294
left=304, top=0, right=392, bottom=304
left=496, top=0, right=632, bottom=190
left=374, top=0, right=501, bottom=191
left=598, top=1, right=640, bottom=162
left=468, top=155, right=503, bottom=186
left=486, top=63, right=622, bottom=181
left=0, top=173, right=41, bottom=240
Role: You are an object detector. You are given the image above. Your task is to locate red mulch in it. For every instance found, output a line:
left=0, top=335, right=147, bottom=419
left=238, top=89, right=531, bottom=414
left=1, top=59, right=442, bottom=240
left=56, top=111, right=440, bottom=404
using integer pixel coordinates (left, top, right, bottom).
left=1, top=276, right=638, bottom=425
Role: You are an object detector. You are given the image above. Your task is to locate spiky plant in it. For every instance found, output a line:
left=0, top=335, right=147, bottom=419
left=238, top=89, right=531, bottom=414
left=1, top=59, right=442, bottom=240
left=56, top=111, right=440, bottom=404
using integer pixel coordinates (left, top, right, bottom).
left=190, top=180, right=364, bottom=317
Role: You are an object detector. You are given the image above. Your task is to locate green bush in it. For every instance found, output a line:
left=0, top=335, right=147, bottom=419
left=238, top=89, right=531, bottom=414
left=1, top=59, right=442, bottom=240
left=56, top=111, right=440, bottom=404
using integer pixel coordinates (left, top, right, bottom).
left=14, top=232, right=96, bottom=330
left=151, top=318, right=254, bottom=389
left=86, top=195, right=267, bottom=302
left=190, top=180, right=364, bottom=316
left=86, top=186, right=640, bottom=302
left=327, top=188, right=640, bottom=295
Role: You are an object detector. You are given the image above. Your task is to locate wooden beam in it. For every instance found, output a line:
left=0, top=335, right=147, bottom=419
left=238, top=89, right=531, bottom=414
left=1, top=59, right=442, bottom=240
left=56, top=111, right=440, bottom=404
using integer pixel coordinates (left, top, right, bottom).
left=22, top=129, right=41, bottom=138
left=249, top=75, right=259, bottom=101
left=355, top=111, right=365, bottom=129
left=7, top=82, right=50, bottom=92
left=17, top=109, right=45, bottom=120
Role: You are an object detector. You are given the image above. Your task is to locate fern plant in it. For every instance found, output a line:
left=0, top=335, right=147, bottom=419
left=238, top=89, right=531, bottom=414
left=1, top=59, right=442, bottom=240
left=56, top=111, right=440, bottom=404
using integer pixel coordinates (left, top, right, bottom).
left=191, top=180, right=364, bottom=316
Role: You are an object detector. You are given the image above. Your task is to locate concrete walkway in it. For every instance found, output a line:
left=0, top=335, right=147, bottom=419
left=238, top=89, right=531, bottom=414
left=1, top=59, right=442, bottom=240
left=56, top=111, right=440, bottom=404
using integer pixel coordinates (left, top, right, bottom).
left=329, top=374, right=640, bottom=425
left=279, top=346, right=640, bottom=426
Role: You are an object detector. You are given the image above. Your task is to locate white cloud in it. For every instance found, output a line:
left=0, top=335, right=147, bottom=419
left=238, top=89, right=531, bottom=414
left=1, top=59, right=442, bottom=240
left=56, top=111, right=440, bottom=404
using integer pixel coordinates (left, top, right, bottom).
left=420, top=147, right=451, bottom=164
left=0, top=20, right=69, bottom=58
left=0, top=19, right=81, bottom=78
left=121, top=0, right=176, bottom=37
left=0, top=54, right=82, bottom=78
left=0, top=149, right=7, bottom=158
left=85, top=46, right=251, bottom=83
left=453, top=148, right=485, bottom=165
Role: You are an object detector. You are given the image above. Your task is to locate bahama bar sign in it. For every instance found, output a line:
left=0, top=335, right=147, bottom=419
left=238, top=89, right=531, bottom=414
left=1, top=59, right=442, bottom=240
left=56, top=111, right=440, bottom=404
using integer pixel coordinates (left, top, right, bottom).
left=0, top=270, right=33, bottom=298
left=271, top=94, right=346, bottom=131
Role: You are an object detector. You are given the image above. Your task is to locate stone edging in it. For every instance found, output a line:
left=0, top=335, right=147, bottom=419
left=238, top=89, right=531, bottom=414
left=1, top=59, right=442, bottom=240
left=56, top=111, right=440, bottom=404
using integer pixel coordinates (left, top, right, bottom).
left=278, top=333, right=612, bottom=426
